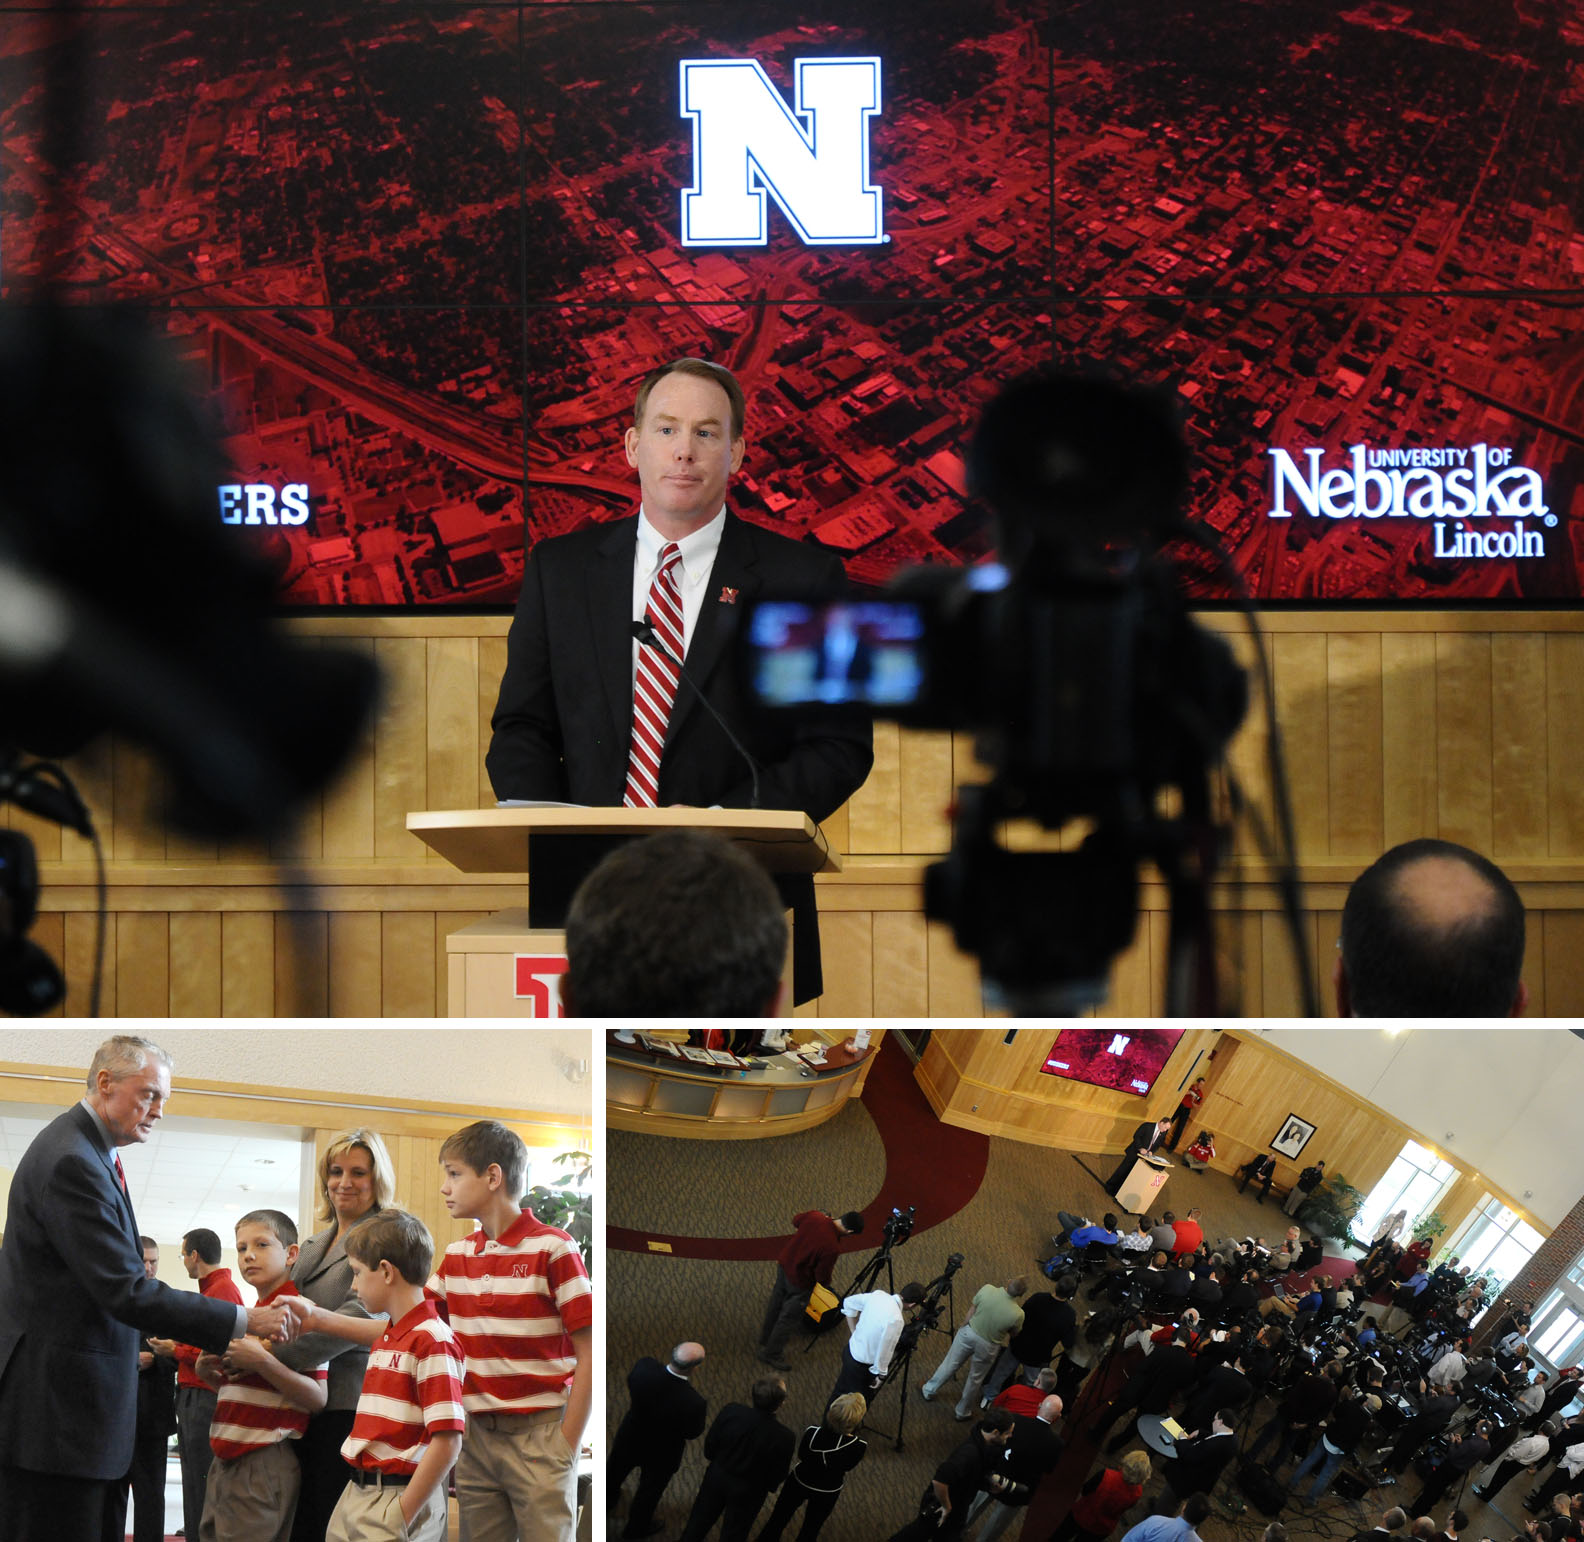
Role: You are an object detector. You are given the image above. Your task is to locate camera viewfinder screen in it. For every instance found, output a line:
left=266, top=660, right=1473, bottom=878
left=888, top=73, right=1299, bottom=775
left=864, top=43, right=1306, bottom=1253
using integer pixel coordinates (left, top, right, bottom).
left=747, top=600, right=926, bottom=708
left=1040, top=1028, right=1187, bottom=1097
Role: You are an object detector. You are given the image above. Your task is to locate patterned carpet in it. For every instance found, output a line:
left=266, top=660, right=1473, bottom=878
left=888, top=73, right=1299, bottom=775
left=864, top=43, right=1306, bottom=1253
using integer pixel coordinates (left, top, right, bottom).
left=608, top=1055, right=1509, bottom=1542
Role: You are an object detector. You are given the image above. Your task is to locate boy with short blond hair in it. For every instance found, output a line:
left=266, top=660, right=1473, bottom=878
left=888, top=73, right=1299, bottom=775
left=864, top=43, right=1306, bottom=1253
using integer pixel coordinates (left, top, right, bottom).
left=432, top=1119, right=593, bottom=1541
left=195, top=1210, right=327, bottom=1542
left=326, top=1210, right=465, bottom=1542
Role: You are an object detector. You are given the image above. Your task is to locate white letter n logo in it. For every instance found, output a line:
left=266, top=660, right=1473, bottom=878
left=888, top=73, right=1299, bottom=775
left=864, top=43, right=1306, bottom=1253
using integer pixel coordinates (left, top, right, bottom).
left=680, top=57, right=884, bottom=247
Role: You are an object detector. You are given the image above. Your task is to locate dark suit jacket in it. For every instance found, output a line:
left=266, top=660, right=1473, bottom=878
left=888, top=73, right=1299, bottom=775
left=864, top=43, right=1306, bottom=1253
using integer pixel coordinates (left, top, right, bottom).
left=1003, top=1415, right=1063, bottom=1502
left=702, top=1401, right=795, bottom=1497
left=1126, top=1122, right=1164, bottom=1159
left=0, top=1103, right=239, bottom=1480
left=487, top=511, right=874, bottom=1001
left=1126, top=1342, right=1197, bottom=1414
left=1164, top=1427, right=1236, bottom=1495
left=616, top=1356, right=708, bottom=1470
left=136, top=1342, right=178, bottom=1440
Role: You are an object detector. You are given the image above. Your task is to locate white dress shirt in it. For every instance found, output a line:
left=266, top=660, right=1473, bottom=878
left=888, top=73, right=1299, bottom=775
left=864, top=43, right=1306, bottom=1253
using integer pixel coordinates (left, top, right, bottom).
left=842, top=1289, right=905, bottom=1377
left=631, top=507, right=725, bottom=685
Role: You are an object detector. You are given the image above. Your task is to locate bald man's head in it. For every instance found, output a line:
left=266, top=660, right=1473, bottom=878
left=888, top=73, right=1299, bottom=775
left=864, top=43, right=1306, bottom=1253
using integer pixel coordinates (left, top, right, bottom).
left=671, top=1342, right=706, bottom=1374
left=1339, top=839, right=1525, bottom=1017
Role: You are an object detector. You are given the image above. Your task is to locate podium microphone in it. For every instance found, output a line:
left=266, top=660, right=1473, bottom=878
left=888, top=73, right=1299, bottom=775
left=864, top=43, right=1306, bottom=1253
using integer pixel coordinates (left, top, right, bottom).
left=631, top=620, right=762, bottom=809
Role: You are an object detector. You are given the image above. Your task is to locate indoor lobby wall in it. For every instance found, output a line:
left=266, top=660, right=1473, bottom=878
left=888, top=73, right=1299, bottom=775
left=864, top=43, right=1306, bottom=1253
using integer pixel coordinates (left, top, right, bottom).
left=0, top=1059, right=590, bottom=1253
left=13, top=608, right=1584, bottom=1016
left=918, top=1027, right=1521, bottom=1246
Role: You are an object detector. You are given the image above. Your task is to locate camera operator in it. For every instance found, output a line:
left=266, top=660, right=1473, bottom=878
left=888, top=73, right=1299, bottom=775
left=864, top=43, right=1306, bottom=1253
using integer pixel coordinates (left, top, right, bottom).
left=1383, top=1383, right=1461, bottom=1475
left=887, top=1407, right=1016, bottom=1541
left=1248, top=1359, right=1345, bottom=1473
left=757, top=1209, right=865, bottom=1371
left=964, top=1395, right=1063, bottom=1542
left=828, top=1281, right=926, bottom=1408
left=1407, top=1418, right=1492, bottom=1517
left=1472, top=1418, right=1560, bottom=1504
left=921, top=1277, right=1028, bottom=1421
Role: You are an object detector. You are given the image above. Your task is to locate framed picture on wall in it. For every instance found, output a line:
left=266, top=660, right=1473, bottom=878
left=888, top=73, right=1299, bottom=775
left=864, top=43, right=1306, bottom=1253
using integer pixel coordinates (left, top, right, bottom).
left=1271, top=1114, right=1316, bottom=1160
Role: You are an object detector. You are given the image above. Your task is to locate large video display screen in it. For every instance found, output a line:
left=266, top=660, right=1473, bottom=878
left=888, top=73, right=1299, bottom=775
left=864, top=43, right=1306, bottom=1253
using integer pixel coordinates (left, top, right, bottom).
left=1040, top=1028, right=1186, bottom=1097
left=3, top=2, right=1580, bottom=606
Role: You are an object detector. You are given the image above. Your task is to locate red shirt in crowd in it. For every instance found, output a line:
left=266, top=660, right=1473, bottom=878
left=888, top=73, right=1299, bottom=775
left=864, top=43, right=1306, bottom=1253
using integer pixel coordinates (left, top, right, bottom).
left=174, top=1267, right=245, bottom=1389
left=778, top=1212, right=842, bottom=1290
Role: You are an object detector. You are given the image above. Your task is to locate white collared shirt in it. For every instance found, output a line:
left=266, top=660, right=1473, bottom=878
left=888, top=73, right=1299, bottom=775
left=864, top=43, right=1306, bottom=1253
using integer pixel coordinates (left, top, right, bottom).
left=842, top=1289, right=904, bottom=1376
left=631, top=507, right=725, bottom=687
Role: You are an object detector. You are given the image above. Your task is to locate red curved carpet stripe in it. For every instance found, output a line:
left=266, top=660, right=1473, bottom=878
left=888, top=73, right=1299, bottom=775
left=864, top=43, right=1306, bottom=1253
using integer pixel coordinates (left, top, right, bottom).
left=608, top=1033, right=991, bottom=1260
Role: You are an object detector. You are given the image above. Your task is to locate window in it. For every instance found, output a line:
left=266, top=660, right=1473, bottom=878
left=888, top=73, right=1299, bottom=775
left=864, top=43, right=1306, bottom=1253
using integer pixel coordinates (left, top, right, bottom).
left=1530, top=1234, right=1584, bottom=1374
left=1355, top=1139, right=1457, bottom=1243
left=1446, top=1196, right=1544, bottom=1289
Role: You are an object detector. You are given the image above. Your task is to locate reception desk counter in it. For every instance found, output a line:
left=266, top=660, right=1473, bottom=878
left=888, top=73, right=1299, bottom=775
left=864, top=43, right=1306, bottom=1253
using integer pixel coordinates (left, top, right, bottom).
left=607, top=1033, right=878, bottom=1139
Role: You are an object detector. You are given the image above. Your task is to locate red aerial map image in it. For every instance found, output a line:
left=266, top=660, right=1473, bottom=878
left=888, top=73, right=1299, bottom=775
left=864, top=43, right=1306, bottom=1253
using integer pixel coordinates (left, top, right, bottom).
left=1040, top=1028, right=1187, bottom=1097
left=2, top=0, right=1582, bottom=605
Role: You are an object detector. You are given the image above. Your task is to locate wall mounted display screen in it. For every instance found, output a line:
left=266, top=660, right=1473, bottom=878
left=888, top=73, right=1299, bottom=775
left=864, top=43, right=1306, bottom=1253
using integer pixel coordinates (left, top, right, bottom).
left=3, top=2, right=1581, bottom=607
left=1040, top=1028, right=1186, bottom=1097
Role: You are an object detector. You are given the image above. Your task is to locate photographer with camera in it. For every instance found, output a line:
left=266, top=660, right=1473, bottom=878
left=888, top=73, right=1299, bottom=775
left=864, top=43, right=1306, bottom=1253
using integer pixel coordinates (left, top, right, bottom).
left=887, top=1408, right=1017, bottom=1541
left=827, top=1281, right=927, bottom=1409
left=757, top=1209, right=865, bottom=1372
left=922, top=1277, right=1028, bottom=1422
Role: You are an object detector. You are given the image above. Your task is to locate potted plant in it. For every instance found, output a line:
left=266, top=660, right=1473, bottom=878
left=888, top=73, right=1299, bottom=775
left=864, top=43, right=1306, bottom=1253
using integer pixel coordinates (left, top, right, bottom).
left=1412, top=1212, right=1447, bottom=1246
left=1299, top=1171, right=1366, bottom=1244
left=525, top=1148, right=592, bottom=1270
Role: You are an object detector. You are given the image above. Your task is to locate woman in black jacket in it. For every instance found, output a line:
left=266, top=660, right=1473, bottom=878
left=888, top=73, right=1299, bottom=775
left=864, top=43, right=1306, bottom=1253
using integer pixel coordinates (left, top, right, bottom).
left=755, top=1392, right=869, bottom=1542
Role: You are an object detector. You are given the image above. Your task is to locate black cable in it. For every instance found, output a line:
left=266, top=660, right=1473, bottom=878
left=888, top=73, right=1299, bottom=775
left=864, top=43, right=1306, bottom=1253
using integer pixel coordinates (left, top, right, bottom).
left=28, top=759, right=103, bottom=1016
left=1167, top=520, right=1320, bottom=1016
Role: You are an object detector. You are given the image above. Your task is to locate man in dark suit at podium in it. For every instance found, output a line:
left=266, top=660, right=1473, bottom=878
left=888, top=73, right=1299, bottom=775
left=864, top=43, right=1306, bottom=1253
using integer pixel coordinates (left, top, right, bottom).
left=487, top=357, right=873, bottom=1003
left=1105, top=1116, right=1172, bottom=1198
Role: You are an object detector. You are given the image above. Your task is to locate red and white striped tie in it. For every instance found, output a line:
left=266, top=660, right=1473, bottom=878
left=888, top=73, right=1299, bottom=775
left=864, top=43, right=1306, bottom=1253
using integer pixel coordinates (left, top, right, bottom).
left=624, top=542, right=685, bottom=808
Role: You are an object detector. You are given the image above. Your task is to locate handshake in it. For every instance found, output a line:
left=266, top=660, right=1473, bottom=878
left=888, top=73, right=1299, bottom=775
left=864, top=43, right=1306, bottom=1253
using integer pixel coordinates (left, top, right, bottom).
left=243, top=1294, right=319, bottom=1344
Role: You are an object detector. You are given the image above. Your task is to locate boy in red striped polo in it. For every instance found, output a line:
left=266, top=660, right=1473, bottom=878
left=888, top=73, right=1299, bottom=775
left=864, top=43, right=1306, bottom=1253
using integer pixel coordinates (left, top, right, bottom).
left=194, top=1210, right=328, bottom=1542
left=431, top=1120, right=593, bottom=1542
left=327, top=1211, right=466, bottom=1542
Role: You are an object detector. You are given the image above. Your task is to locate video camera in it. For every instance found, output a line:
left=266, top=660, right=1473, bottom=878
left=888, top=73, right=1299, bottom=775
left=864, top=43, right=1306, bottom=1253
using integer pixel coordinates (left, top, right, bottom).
left=740, top=371, right=1249, bottom=1013
left=883, top=1205, right=916, bottom=1251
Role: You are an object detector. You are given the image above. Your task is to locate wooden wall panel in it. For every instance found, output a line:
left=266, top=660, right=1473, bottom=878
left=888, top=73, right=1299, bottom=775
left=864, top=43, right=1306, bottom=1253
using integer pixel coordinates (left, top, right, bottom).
left=17, top=611, right=1584, bottom=1017
left=1492, top=635, right=1548, bottom=859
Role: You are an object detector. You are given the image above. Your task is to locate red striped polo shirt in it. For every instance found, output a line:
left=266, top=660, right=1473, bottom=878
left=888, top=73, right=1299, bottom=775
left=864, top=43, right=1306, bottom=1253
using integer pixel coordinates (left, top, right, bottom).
left=340, top=1300, right=465, bottom=1475
left=209, top=1282, right=327, bottom=1459
left=426, top=1209, right=593, bottom=1415
left=174, top=1267, right=245, bottom=1389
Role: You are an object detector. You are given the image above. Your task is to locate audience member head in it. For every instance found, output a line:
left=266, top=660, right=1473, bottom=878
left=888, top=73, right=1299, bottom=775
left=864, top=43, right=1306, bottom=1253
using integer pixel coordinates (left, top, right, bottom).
left=825, top=1392, right=866, bottom=1433
left=1338, top=838, right=1526, bottom=1016
left=837, top=1212, right=866, bottom=1237
left=1038, top=1394, right=1063, bottom=1423
left=1382, top=1507, right=1408, bottom=1532
left=977, top=1407, right=1015, bottom=1442
left=671, top=1341, right=706, bottom=1375
left=1035, top=1368, right=1059, bottom=1392
left=751, top=1375, right=788, bottom=1413
left=342, top=1208, right=433, bottom=1287
left=899, top=1282, right=926, bottom=1307
left=181, top=1228, right=222, bottom=1271
left=1120, top=1450, right=1152, bottom=1486
left=1005, top=1276, right=1028, bottom=1299
left=564, top=831, right=787, bottom=1016
left=1182, top=1495, right=1213, bottom=1526
left=1410, top=1519, right=1438, bottom=1540
left=1102, top=1213, right=1118, bottom=1231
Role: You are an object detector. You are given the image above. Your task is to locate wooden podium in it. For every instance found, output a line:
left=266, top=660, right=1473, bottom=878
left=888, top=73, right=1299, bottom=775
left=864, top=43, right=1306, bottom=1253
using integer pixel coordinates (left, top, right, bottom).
left=407, top=807, right=840, bottom=1017
left=1115, top=1152, right=1172, bottom=1214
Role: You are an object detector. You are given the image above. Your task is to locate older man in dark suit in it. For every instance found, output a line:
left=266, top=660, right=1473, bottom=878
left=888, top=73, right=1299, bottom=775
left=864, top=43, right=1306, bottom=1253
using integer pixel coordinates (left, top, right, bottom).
left=609, top=1342, right=709, bottom=1540
left=487, top=357, right=873, bottom=1003
left=0, top=1035, right=294, bottom=1542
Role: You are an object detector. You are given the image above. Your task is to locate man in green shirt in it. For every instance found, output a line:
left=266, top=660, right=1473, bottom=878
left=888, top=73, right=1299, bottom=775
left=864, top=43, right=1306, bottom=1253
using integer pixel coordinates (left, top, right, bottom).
left=921, top=1277, right=1027, bottom=1421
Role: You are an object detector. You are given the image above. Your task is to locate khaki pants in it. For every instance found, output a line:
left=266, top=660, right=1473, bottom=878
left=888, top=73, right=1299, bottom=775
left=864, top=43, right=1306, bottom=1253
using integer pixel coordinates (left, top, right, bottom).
left=200, top=1442, right=301, bottom=1542
left=457, top=1409, right=577, bottom=1542
left=326, top=1478, right=447, bottom=1542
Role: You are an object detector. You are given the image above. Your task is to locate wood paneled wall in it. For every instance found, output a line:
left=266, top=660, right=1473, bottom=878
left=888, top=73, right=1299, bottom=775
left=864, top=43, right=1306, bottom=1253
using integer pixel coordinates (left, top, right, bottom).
left=917, top=1028, right=1539, bottom=1247
left=14, top=610, right=1584, bottom=1017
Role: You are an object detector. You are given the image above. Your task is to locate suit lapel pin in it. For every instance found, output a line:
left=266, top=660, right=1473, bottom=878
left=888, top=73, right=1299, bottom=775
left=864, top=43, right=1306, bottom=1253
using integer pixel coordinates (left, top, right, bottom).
left=718, top=585, right=739, bottom=605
